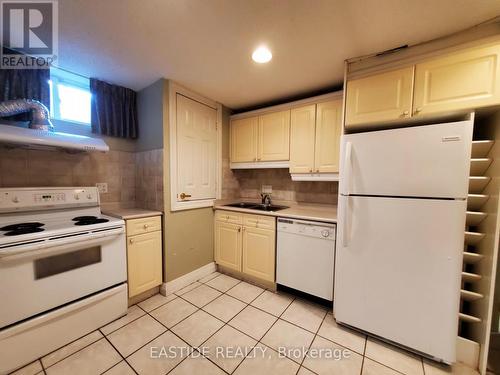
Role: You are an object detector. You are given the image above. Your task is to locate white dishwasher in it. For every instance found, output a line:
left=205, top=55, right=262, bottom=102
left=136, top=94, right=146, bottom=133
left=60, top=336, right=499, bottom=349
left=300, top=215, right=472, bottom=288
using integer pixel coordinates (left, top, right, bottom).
left=277, top=218, right=336, bottom=301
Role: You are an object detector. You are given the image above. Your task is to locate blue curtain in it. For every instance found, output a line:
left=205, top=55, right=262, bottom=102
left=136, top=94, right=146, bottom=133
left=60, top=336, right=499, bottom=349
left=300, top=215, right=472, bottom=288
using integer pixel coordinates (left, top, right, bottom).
left=90, top=78, right=138, bottom=139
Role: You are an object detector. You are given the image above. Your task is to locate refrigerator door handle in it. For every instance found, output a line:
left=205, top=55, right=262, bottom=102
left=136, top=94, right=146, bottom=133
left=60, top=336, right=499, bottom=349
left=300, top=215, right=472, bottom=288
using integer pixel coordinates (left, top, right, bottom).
left=342, top=196, right=350, bottom=247
left=343, top=141, right=352, bottom=195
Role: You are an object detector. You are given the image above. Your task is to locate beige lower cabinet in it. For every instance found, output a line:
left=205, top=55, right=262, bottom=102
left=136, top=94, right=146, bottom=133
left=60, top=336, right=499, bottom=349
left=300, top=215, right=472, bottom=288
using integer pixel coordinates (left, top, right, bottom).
left=126, top=216, right=163, bottom=298
left=214, top=210, right=276, bottom=282
left=242, top=226, right=276, bottom=282
left=214, top=221, right=242, bottom=272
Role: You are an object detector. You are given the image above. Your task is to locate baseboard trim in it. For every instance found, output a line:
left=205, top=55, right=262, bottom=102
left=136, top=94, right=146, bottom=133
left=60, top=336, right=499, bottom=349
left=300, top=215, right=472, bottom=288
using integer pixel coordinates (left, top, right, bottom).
left=160, top=262, right=216, bottom=296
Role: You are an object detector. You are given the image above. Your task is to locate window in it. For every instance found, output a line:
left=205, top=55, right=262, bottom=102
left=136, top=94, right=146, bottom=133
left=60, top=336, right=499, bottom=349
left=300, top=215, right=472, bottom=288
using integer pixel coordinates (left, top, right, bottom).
left=49, top=67, right=91, bottom=125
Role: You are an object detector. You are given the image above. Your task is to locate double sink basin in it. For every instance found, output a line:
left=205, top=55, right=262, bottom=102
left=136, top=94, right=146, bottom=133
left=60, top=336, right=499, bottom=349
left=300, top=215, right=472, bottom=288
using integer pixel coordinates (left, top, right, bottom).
left=224, top=202, right=289, bottom=212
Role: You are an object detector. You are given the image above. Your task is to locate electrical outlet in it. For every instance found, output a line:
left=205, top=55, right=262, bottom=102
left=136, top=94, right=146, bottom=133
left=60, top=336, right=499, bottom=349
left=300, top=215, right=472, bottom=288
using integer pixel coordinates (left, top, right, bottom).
left=96, top=183, right=108, bottom=194
left=262, top=185, right=272, bottom=194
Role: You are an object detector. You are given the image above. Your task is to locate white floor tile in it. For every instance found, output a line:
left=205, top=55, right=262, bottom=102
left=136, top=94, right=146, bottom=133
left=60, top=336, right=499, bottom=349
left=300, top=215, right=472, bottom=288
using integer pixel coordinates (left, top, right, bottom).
left=203, top=294, right=247, bottom=322
left=169, top=355, right=226, bottom=375
left=102, top=361, right=135, bottom=375
left=302, top=335, right=363, bottom=375
left=198, top=271, right=221, bottom=283
left=365, top=338, right=424, bottom=375
left=203, top=325, right=257, bottom=374
left=206, top=274, right=241, bottom=292
left=281, top=299, right=327, bottom=333
left=127, top=331, right=190, bottom=375
left=234, top=343, right=299, bottom=375
left=261, top=319, right=315, bottom=363
left=317, top=313, right=366, bottom=355
left=42, top=330, right=103, bottom=368
left=175, top=282, right=202, bottom=296
left=10, top=360, right=43, bottom=375
left=171, top=310, right=224, bottom=347
left=100, top=305, right=146, bottom=335
left=250, top=290, right=294, bottom=316
left=227, top=281, right=265, bottom=303
left=362, top=358, right=401, bottom=374
left=45, top=338, right=121, bottom=375
left=149, top=297, right=197, bottom=328
left=138, top=293, right=176, bottom=312
left=181, top=284, right=222, bottom=307
left=229, top=305, right=277, bottom=340
left=107, top=315, right=166, bottom=357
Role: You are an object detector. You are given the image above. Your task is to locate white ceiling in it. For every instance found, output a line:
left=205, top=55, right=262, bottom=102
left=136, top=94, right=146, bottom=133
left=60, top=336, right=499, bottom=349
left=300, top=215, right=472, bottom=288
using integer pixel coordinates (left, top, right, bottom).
left=58, top=0, right=500, bottom=110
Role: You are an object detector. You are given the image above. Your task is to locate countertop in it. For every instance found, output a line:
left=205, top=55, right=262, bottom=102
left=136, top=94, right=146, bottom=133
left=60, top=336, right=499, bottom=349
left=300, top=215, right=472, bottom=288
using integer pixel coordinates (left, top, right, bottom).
left=103, top=208, right=163, bottom=220
left=214, top=199, right=337, bottom=223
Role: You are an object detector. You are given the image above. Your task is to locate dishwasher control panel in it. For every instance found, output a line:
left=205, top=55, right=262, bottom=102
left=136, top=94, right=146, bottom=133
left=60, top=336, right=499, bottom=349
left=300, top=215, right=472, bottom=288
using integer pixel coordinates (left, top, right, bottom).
left=277, top=218, right=336, bottom=241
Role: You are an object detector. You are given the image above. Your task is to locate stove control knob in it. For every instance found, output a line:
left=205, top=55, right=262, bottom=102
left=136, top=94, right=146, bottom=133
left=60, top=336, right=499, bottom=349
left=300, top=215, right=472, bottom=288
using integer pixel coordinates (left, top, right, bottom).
left=12, top=196, right=19, bottom=203
left=87, top=194, right=92, bottom=200
left=321, top=230, right=330, bottom=238
left=74, top=194, right=80, bottom=200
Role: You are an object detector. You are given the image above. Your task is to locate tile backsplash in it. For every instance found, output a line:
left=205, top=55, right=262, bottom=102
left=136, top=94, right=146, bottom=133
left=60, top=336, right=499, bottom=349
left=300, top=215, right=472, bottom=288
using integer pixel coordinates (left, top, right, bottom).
left=0, top=146, right=136, bottom=210
left=226, top=167, right=338, bottom=205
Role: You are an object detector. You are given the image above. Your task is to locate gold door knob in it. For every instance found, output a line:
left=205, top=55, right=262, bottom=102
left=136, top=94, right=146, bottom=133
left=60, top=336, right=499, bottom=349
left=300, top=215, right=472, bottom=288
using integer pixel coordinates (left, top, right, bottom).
left=179, top=193, right=192, bottom=200
left=143, top=224, right=149, bottom=229
left=129, top=238, right=134, bottom=244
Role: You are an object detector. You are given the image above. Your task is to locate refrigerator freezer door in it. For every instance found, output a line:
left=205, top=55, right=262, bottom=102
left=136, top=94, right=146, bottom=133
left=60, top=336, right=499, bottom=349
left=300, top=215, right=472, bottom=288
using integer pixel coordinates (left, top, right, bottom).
left=339, top=120, right=473, bottom=198
left=334, top=195, right=465, bottom=362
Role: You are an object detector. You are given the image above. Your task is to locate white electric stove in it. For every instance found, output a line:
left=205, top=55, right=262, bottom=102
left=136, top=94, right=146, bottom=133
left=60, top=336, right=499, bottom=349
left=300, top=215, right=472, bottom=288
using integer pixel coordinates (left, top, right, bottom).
left=0, top=187, right=128, bottom=374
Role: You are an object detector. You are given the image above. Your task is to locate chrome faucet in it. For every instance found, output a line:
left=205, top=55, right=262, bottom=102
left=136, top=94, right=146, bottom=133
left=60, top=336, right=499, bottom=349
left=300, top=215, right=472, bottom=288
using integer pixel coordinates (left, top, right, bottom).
left=261, top=193, right=272, bottom=206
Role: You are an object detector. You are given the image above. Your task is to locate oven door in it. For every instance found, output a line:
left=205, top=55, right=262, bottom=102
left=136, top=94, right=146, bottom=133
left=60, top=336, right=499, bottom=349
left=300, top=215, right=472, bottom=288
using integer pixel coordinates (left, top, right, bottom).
left=0, top=227, right=126, bottom=328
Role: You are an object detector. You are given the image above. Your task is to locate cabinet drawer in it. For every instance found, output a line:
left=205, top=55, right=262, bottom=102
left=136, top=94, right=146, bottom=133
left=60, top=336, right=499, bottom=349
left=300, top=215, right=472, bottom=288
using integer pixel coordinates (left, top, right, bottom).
left=126, top=216, right=162, bottom=236
left=243, top=214, right=275, bottom=230
left=215, top=210, right=243, bottom=224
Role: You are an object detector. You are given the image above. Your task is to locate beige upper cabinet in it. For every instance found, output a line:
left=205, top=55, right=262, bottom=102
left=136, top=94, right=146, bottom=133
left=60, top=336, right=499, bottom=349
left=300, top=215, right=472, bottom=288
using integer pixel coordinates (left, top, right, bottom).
left=345, top=66, right=414, bottom=128
left=230, top=117, right=258, bottom=163
left=230, top=110, right=290, bottom=164
left=314, top=100, right=342, bottom=173
left=413, top=44, right=500, bottom=115
left=258, top=110, right=290, bottom=161
left=290, top=104, right=316, bottom=173
left=290, top=99, right=342, bottom=174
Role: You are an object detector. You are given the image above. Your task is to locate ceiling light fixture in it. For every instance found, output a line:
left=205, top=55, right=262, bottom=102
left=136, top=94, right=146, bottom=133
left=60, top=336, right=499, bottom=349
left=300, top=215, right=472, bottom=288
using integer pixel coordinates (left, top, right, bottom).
left=252, top=46, right=272, bottom=63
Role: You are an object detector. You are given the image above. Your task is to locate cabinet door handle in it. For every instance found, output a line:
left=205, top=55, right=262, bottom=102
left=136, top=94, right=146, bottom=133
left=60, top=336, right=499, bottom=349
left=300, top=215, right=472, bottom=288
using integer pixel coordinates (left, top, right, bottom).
left=309, top=169, right=313, bottom=173
left=414, top=107, right=422, bottom=115
left=401, top=110, right=409, bottom=117
left=238, top=227, right=241, bottom=232
left=316, top=169, right=320, bottom=173
left=180, top=193, right=192, bottom=200
left=129, top=238, right=134, bottom=244
left=143, top=224, right=149, bottom=229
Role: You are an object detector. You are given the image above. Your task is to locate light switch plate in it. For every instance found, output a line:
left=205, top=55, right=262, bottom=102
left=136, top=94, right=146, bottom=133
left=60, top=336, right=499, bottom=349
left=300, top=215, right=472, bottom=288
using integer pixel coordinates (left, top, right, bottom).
left=261, top=185, right=272, bottom=194
left=96, top=183, right=108, bottom=194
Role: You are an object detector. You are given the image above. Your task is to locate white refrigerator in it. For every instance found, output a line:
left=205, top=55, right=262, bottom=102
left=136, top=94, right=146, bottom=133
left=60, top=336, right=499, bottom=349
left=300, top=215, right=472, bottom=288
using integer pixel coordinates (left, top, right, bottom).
left=334, top=119, right=473, bottom=363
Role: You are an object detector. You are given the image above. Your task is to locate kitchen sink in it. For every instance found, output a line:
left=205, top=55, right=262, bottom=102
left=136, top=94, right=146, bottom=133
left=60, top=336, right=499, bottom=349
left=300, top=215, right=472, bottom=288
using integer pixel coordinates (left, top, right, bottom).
left=223, top=203, right=289, bottom=212
left=224, top=202, right=261, bottom=209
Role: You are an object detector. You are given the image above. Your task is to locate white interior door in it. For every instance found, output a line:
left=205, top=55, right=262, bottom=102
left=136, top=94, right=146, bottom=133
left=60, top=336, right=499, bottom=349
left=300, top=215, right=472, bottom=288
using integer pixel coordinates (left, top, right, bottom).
left=335, top=195, right=466, bottom=362
left=177, top=94, right=217, bottom=201
left=340, top=120, right=473, bottom=198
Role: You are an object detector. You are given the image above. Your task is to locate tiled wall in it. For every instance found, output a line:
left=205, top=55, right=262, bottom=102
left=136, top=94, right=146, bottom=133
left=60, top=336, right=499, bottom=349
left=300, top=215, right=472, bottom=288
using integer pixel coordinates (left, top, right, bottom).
left=135, top=149, right=163, bottom=211
left=225, top=167, right=338, bottom=205
left=0, top=146, right=136, bottom=210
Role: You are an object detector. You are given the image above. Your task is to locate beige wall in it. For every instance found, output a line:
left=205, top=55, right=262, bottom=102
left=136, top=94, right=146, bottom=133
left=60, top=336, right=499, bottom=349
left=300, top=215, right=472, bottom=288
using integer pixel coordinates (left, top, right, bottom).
left=0, top=146, right=136, bottom=210
left=162, top=80, right=216, bottom=282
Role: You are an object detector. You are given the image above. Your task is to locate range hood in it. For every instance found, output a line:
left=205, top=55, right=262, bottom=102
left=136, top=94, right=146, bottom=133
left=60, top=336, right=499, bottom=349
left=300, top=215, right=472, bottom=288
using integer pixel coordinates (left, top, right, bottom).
left=0, top=123, right=109, bottom=152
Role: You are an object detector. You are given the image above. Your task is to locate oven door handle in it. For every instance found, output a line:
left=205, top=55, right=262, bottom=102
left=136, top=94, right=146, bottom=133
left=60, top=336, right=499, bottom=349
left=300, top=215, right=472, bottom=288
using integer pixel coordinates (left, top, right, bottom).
left=0, top=227, right=125, bottom=261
